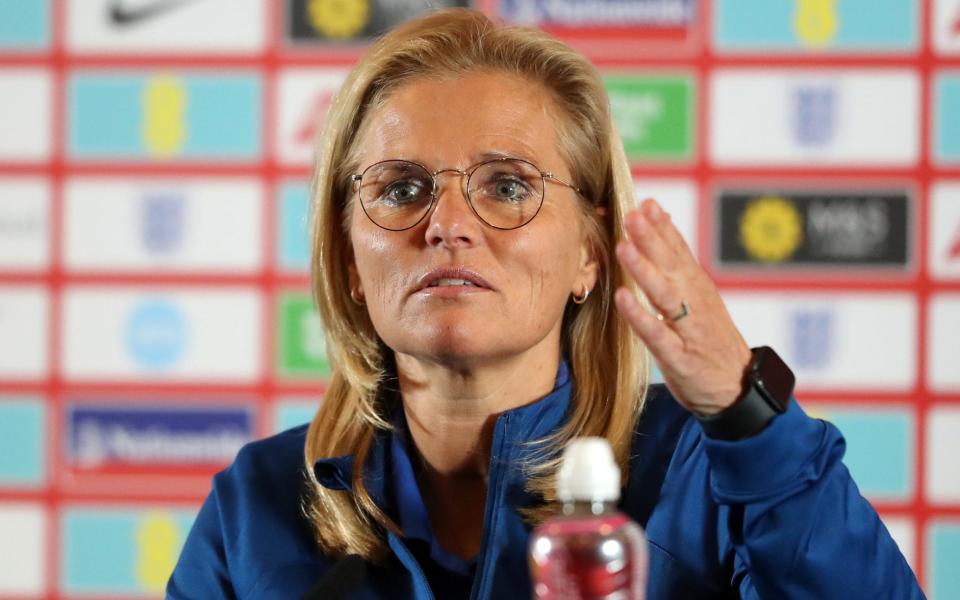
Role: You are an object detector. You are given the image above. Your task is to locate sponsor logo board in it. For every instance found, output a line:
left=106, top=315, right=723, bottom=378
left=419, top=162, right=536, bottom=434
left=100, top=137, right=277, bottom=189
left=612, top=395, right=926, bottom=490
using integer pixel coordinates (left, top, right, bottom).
left=276, top=68, right=348, bottom=166
left=68, top=71, right=262, bottom=161
left=65, top=403, right=252, bottom=476
left=0, top=69, right=51, bottom=162
left=929, top=181, right=960, bottom=280
left=0, top=503, right=45, bottom=595
left=710, top=69, right=919, bottom=166
left=61, top=506, right=194, bottom=595
left=64, top=177, right=263, bottom=272
left=933, top=0, right=960, bottom=55
left=277, top=181, right=312, bottom=272
left=928, top=520, right=960, bottom=599
left=807, top=404, right=913, bottom=500
left=716, top=188, right=911, bottom=271
left=0, top=287, right=49, bottom=379
left=0, top=398, right=45, bottom=487
left=62, top=287, right=261, bottom=382
left=277, top=292, right=330, bottom=379
left=0, top=1, right=49, bottom=50
left=722, top=291, right=916, bottom=390
left=0, top=178, right=50, bottom=271
left=285, top=0, right=468, bottom=44
left=934, top=72, right=960, bottom=164
left=496, top=0, right=696, bottom=54
left=928, top=294, right=960, bottom=392
left=66, top=0, right=265, bottom=53
left=928, top=406, right=960, bottom=503
left=714, top=0, right=917, bottom=53
left=633, top=178, right=698, bottom=257
left=606, top=74, right=694, bottom=162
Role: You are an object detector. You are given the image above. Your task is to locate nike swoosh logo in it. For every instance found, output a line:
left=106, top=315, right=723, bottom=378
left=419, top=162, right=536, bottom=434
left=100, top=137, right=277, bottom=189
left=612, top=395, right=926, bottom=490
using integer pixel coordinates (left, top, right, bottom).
left=108, top=0, right=200, bottom=27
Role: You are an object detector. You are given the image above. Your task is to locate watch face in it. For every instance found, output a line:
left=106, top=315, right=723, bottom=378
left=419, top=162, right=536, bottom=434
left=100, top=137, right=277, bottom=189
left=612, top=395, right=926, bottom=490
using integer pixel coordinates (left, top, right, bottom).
left=755, top=346, right=796, bottom=412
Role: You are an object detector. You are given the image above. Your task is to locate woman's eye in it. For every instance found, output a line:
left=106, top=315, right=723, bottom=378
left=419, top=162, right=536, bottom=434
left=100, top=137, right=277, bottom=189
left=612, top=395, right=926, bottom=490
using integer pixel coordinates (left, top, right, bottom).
left=382, top=180, right=426, bottom=205
left=490, top=177, right=531, bottom=202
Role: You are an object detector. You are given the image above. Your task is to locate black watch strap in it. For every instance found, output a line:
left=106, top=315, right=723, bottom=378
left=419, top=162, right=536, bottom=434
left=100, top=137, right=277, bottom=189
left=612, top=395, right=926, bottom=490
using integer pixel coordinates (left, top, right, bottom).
left=695, top=346, right=795, bottom=441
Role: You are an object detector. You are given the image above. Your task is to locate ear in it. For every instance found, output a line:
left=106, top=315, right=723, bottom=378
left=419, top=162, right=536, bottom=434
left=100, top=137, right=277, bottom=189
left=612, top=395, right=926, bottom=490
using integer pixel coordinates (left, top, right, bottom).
left=572, top=239, right=600, bottom=297
left=347, top=256, right=365, bottom=303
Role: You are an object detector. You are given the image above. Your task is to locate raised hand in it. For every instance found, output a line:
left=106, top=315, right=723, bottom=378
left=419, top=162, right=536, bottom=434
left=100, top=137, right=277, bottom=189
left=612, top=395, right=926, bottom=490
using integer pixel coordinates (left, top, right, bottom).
left=614, top=198, right=753, bottom=416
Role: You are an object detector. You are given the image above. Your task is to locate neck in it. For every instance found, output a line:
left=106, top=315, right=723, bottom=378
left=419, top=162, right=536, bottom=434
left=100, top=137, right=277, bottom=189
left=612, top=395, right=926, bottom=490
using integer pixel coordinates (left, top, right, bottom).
left=395, top=348, right=562, bottom=560
left=396, top=349, right=561, bottom=476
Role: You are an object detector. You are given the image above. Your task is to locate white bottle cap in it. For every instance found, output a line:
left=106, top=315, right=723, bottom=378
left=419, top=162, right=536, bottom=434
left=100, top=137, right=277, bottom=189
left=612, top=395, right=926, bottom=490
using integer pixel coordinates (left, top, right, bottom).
left=556, top=437, right=621, bottom=503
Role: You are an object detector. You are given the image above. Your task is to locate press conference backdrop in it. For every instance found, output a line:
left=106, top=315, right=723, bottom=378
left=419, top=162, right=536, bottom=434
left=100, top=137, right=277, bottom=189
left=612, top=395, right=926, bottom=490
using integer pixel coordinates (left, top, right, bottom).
left=0, top=0, right=958, bottom=597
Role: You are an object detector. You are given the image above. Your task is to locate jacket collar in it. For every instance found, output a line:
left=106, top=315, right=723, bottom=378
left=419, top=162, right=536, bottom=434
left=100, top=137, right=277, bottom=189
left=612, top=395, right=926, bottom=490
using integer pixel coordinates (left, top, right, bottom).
left=312, top=360, right=573, bottom=502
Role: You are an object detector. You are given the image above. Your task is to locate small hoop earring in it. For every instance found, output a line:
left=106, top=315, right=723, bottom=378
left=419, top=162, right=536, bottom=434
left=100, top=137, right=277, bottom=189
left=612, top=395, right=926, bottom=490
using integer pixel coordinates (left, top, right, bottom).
left=572, top=284, right=590, bottom=305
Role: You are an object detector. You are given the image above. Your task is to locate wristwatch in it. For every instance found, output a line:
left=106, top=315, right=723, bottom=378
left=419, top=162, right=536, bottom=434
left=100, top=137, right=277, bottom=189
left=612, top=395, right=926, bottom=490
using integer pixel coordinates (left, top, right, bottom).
left=695, top=346, right=796, bottom=441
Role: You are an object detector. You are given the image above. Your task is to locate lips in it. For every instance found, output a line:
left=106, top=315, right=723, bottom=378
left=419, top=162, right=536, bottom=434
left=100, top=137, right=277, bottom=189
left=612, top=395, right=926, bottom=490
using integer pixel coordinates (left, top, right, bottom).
left=416, top=267, right=493, bottom=292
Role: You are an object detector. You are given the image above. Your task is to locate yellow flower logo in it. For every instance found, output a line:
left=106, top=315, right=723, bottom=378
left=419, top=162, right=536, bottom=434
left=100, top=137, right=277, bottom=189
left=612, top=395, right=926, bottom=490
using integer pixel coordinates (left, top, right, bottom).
left=739, top=196, right=804, bottom=263
left=307, top=0, right=370, bottom=39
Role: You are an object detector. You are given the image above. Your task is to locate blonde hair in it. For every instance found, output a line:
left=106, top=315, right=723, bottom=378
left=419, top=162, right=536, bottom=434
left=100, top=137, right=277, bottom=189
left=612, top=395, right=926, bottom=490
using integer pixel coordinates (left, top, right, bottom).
left=304, top=8, right=649, bottom=560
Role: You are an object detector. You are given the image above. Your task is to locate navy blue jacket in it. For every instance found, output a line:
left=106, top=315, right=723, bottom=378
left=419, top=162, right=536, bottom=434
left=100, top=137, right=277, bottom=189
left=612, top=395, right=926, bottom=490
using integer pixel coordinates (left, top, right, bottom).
left=167, top=365, right=924, bottom=598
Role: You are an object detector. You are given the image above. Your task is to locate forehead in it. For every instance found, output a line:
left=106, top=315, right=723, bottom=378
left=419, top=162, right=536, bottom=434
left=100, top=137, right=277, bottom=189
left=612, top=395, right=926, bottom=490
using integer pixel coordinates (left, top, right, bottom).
left=356, top=71, right=566, bottom=171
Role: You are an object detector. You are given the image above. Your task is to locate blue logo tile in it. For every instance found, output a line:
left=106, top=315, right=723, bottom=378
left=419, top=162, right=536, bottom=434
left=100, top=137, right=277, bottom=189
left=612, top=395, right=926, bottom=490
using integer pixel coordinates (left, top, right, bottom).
left=0, top=398, right=45, bottom=486
left=820, top=408, right=913, bottom=500
left=68, top=72, right=262, bottom=161
left=124, top=299, right=188, bottom=371
left=277, top=181, right=311, bottom=271
left=62, top=507, right=197, bottom=595
left=929, top=522, right=960, bottom=600
left=935, top=73, right=960, bottom=163
left=0, top=1, right=49, bottom=49
left=274, top=399, right=318, bottom=433
left=714, top=0, right=916, bottom=51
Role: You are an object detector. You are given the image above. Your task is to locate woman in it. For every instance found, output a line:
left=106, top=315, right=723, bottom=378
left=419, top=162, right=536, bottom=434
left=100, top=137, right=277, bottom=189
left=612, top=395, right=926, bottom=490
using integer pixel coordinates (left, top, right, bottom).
left=168, top=9, right=923, bottom=599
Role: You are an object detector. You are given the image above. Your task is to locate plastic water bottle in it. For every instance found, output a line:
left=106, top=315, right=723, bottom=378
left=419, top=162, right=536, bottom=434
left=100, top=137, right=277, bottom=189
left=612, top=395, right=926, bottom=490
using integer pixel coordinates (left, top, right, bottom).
left=528, top=437, right=648, bottom=599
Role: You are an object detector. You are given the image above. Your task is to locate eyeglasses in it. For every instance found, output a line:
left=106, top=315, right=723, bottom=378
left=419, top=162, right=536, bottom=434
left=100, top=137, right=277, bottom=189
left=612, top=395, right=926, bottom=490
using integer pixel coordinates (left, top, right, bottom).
left=351, top=157, right=582, bottom=231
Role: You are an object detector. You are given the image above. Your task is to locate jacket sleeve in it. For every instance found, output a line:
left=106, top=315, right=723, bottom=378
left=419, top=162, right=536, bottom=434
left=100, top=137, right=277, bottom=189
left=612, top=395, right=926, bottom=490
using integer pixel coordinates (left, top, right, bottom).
left=700, top=399, right=925, bottom=599
left=166, top=487, right=238, bottom=600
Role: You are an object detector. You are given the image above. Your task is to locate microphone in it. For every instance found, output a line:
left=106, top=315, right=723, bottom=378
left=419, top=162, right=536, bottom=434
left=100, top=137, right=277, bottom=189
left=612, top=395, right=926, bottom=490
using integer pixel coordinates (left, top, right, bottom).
left=300, top=554, right=369, bottom=600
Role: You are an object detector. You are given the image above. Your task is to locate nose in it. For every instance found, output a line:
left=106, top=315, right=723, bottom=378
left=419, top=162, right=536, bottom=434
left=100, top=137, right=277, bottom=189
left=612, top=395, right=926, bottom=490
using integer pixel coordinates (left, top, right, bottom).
left=424, top=171, right=482, bottom=248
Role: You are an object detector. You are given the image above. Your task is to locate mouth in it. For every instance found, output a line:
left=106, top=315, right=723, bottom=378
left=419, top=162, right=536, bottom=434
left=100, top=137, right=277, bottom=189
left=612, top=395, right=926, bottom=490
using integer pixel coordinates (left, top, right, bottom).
left=416, top=268, right=493, bottom=293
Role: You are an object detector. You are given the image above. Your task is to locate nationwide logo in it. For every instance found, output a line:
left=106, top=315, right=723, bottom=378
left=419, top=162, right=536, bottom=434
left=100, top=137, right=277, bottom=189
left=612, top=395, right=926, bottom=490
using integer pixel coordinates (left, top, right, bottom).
left=499, top=0, right=694, bottom=26
left=789, top=307, right=833, bottom=370
left=791, top=84, right=836, bottom=147
left=108, top=0, right=200, bottom=27
left=287, top=0, right=468, bottom=43
left=67, top=405, right=251, bottom=471
left=717, top=190, right=910, bottom=269
left=140, top=191, right=185, bottom=255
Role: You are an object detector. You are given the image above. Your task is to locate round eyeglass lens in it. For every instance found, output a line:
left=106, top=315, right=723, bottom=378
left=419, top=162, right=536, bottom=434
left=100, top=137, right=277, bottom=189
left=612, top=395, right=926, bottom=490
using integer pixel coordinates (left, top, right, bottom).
left=358, top=160, right=435, bottom=231
left=467, top=159, right=544, bottom=229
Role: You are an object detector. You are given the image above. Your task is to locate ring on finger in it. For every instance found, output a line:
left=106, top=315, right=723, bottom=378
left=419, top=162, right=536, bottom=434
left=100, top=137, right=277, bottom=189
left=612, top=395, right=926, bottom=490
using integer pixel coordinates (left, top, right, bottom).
left=656, top=299, right=690, bottom=323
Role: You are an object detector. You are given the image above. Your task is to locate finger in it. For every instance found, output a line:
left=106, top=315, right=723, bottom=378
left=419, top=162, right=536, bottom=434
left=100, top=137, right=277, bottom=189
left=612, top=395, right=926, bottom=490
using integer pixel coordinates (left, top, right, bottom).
left=641, top=199, right=696, bottom=263
left=614, top=287, right=683, bottom=359
left=616, top=240, right=687, bottom=322
left=624, top=208, right=678, bottom=271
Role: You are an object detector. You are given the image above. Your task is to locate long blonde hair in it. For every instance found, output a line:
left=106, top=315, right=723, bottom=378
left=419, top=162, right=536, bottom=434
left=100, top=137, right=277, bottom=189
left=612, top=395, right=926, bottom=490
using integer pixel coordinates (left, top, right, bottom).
left=304, top=8, right=649, bottom=561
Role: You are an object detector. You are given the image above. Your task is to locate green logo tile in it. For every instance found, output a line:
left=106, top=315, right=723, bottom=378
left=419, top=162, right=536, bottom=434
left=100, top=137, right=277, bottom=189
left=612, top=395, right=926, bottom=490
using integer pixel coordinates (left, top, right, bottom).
left=277, top=293, right=330, bottom=378
left=605, top=75, right=694, bottom=162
